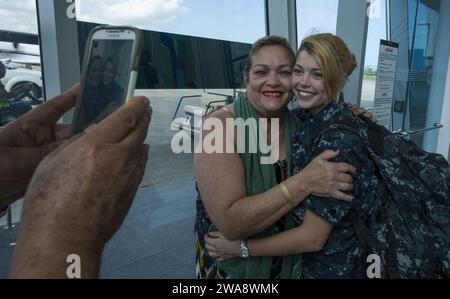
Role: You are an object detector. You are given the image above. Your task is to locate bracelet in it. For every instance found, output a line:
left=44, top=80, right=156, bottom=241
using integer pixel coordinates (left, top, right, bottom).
left=280, top=181, right=296, bottom=208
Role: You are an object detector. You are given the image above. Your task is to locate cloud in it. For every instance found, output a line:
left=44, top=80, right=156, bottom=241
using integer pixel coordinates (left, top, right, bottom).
left=0, top=0, right=37, bottom=34
left=0, top=0, right=189, bottom=35
left=77, top=0, right=189, bottom=29
left=297, top=0, right=339, bottom=40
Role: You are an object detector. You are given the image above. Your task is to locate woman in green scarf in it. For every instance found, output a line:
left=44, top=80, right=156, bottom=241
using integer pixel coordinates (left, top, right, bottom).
left=195, top=36, right=356, bottom=279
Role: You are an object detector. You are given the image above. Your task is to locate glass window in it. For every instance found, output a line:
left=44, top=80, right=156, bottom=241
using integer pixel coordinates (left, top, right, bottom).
left=389, top=0, right=441, bottom=148
left=74, top=1, right=259, bottom=278
left=78, top=22, right=251, bottom=90
left=0, top=0, right=40, bottom=252
left=361, top=0, right=387, bottom=109
left=0, top=1, right=38, bottom=34
left=0, top=1, right=41, bottom=127
left=296, top=0, right=339, bottom=42
left=76, top=0, right=265, bottom=43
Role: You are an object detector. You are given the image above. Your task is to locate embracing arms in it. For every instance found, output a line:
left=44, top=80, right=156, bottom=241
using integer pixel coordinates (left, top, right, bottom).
left=206, top=209, right=332, bottom=260
left=195, top=108, right=355, bottom=241
left=205, top=128, right=374, bottom=260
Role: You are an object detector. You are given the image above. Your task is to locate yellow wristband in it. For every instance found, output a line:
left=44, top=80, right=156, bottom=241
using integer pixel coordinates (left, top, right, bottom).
left=280, top=182, right=296, bottom=208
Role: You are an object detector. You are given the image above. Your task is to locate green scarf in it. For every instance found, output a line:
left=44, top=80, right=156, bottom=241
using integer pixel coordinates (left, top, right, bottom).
left=212, top=93, right=302, bottom=278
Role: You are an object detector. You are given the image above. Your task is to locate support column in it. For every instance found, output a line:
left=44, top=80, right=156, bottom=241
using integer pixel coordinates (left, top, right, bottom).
left=425, top=0, right=450, bottom=155
left=388, top=0, right=410, bottom=132
left=436, top=56, right=450, bottom=159
left=36, top=0, right=80, bottom=123
left=335, top=0, right=370, bottom=105
left=265, top=0, right=298, bottom=51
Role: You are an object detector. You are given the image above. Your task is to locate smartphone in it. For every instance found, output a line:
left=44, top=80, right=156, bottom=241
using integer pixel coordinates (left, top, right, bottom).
left=72, top=26, right=143, bottom=134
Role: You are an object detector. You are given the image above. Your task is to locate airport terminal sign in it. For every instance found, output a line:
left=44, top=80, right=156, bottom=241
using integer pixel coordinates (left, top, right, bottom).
left=373, top=40, right=399, bottom=130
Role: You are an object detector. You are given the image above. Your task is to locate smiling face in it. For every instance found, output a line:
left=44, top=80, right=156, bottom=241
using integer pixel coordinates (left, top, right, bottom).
left=86, top=58, right=103, bottom=86
left=102, top=60, right=117, bottom=86
left=245, top=45, right=294, bottom=117
left=292, top=50, right=331, bottom=116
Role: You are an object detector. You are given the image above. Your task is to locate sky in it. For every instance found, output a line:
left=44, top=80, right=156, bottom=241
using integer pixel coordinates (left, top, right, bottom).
left=296, top=0, right=386, bottom=68
left=0, top=0, right=385, bottom=67
left=0, top=0, right=38, bottom=33
left=364, top=0, right=388, bottom=68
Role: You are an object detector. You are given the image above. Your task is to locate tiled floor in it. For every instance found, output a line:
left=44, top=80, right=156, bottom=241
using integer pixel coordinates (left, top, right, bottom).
left=0, top=225, right=18, bottom=278
left=0, top=180, right=197, bottom=279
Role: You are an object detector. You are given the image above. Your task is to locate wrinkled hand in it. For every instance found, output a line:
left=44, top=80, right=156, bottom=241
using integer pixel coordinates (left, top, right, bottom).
left=0, top=85, right=79, bottom=208
left=9, top=96, right=152, bottom=278
left=301, top=150, right=356, bottom=201
left=21, top=96, right=151, bottom=244
left=205, top=231, right=241, bottom=262
left=347, top=103, right=376, bottom=123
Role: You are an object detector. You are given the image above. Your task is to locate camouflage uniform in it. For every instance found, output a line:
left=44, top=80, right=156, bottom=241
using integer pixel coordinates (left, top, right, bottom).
left=291, top=101, right=380, bottom=279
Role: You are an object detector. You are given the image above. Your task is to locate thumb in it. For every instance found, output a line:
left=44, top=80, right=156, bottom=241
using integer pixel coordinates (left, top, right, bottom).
left=139, top=144, right=150, bottom=172
left=208, top=231, right=222, bottom=238
left=318, top=149, right=340, bottom=161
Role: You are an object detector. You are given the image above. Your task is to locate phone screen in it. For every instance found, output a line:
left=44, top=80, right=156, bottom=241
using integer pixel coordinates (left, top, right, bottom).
left=73, top=38, right=135, bottom=134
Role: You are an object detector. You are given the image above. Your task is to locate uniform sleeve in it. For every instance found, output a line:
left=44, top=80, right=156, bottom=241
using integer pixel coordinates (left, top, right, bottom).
left=304, top=129, right=375, bottom=225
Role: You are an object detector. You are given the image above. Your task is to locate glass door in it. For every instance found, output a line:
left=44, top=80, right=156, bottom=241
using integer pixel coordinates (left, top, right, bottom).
left=389, top=0, right=441, bottom=148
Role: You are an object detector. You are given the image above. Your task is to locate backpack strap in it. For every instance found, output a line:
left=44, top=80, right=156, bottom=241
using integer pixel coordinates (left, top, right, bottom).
left=310, top=114, right=402, bottom=278
left=359, top=115, right=385, bottom=155
left=310, top=114, right=361, bottom=150
left=321, top=114, right=385, bottom=155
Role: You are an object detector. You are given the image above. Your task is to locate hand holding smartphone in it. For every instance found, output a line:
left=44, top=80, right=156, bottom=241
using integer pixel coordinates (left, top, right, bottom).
left=72, top=26, right=143, bottom=134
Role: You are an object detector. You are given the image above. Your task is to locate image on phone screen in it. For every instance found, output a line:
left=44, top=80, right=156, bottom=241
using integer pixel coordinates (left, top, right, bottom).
left=74, top=38, right=135, bottom=134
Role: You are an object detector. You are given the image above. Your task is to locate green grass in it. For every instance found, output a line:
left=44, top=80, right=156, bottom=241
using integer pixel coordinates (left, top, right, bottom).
left=0, top=101, right=10, bottom=108
left=363, top=73, right=376, bottom=81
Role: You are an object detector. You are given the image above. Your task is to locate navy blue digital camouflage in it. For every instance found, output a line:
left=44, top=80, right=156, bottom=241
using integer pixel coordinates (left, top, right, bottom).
left=292, top=102, right=380, bottom=278
left=305, top=102, right=450, bottom=279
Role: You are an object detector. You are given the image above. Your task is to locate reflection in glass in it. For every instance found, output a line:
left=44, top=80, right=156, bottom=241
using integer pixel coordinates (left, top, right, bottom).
left=75, top=0, right=265, bottom=44
left=78, top=21, right=252, bottom=90
left=74, top=38, right=133, bottom=133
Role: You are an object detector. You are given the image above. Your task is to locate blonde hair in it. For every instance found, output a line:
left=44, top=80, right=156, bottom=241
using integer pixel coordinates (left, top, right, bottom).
left=297, top=34, right=357, bottom=99
left=314, top=33, right=357, bottom=76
